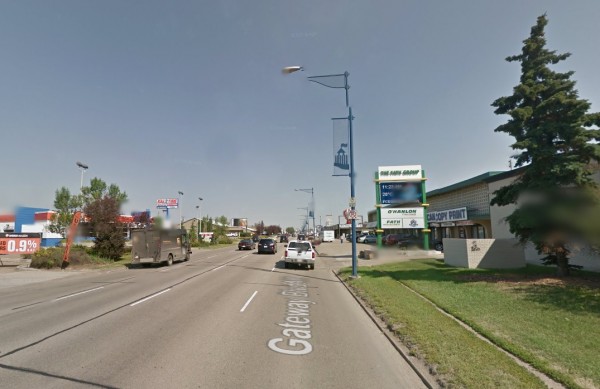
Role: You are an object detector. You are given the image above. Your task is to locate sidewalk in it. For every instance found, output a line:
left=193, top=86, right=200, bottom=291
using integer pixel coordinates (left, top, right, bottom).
left=0, top=254, right=76, bottom=288
left=315, top=241, right=443, bottom=268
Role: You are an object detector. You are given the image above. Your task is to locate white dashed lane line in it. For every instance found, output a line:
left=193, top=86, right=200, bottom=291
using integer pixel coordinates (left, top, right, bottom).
left=240, top=291, right=258, bottom=312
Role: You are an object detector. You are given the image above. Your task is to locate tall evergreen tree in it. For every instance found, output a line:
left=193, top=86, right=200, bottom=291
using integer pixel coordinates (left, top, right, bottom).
left=491, top=14, right=600, bottom=276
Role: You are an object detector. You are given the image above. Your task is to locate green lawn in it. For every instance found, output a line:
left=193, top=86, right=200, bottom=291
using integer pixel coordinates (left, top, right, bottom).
left=340, top=260, right=600, bottom=389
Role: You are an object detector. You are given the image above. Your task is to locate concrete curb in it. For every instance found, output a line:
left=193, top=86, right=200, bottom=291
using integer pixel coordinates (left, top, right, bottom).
left=333, top=269, right=439, bottom=389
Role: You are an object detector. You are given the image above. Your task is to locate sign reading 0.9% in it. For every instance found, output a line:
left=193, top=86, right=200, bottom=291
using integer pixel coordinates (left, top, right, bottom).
left=0, top=233, right=41, bottom=254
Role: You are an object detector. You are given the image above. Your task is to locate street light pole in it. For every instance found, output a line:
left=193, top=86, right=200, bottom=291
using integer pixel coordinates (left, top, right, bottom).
left=76, top=161, right=88, bottom=191
left=285, top=67, right=358, bottom=277
left=178, top=191, right=184, bottom=229
left=295, top=188, right=315, bottom=236
left=198, top=197, right=203, bottom=237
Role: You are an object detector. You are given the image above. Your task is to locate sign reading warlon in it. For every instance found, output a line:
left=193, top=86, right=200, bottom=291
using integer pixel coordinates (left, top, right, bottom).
left=378, top=165, right=422, bottom=181
left=381, top=208, right=424, bottom=229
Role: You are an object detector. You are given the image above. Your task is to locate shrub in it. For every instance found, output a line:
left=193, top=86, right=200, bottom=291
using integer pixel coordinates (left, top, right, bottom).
left=29, top=246, right=94, bottom=269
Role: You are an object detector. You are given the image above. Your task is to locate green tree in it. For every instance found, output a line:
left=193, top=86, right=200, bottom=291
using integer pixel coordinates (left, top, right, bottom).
left=48, top=187, right=82, bottom=237
left=491, top=14, right=600, bottom=276
left=253, top=221, right=265, bottom=235
left=81, top=178, right=128, bottom=207
left=265, top=225, right=282, bottom=235
left=286, top=227, right=295, bottom=235
left=84, top=196, right=125, bottom=260
left=189, top=224, right=198, bottom=244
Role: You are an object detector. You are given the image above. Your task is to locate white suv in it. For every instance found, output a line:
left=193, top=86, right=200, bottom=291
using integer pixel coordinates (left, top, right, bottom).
left=284, top=240, right=316, bottom=270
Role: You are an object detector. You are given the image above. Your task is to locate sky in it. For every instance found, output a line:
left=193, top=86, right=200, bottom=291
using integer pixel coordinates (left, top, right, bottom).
left=1, top=1, right=600, bottom=230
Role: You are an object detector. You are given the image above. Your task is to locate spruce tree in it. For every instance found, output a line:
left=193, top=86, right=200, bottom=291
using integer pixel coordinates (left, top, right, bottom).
left=491, top=14, right=600, bottom=276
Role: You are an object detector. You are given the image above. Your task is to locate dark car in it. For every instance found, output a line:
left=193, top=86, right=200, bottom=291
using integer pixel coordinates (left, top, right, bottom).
left=258, top=238, right=278, bottom=254
left=251, top=236, right=260, bottom=243
left=238, top=239, right=255, bottom=250
left=395, top=235, right=444, bottom=251
left=383, top=234, right=404, bottom=245
left=280, top=235, right=288, bottom=243
left=396, top=234, right=422, bottom=249
left=297, top=234, right=306, bottom=241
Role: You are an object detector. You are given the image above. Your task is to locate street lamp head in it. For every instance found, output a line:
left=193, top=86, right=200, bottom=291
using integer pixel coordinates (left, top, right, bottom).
left=178, top=191, right=184, bottom=196
left=198, top=197, right=203, bottom=201
left=76, top=161, right=88, bottom=170
left=282, top=66, right=304, bottom=75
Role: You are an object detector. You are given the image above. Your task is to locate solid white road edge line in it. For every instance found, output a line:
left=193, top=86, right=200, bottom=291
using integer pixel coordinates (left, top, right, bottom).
left=54, top=286, right=105, bottom=301
left=240, top=291, right=258, bottom=312
left=130, top=288, right=171, bottom=306
left=271, top=267, right=276, bottom=272
left=213, top=265, right=225, bottom=271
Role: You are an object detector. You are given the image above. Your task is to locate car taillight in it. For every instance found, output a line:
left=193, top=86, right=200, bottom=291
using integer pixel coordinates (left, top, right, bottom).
left=312, top=251, right=315, bottom=259
left=285, top=250, right=288, bottom=257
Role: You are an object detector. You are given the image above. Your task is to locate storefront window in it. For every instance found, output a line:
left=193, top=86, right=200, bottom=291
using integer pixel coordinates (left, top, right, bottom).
left=471, top=224, right=485, bottom=239
left=443, top=227, right=452, bottom=238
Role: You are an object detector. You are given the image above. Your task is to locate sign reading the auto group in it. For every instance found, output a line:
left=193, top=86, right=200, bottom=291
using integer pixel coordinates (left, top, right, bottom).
left=428, top=207, right=467, bottom=222
left=378, top=165, right=422, bottom=181
left=381, top=208, right=424, bottom=229
left=156, top=198, right=178, bottom=209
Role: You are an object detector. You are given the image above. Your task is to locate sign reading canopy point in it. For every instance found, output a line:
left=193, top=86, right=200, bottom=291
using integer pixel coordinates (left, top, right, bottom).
left=156, top=198, right=178, bottom=209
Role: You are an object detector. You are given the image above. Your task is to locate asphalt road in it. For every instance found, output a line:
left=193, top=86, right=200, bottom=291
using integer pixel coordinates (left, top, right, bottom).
left=0, top=243, right=427, bottom=388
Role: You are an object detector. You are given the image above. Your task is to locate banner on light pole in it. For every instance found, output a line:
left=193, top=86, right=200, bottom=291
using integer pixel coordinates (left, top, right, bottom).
left=332, top=117, right=350, bottom=176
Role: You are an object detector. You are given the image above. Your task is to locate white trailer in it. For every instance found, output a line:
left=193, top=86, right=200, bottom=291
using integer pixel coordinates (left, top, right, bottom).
left=319, top=230, right=335, bottom=242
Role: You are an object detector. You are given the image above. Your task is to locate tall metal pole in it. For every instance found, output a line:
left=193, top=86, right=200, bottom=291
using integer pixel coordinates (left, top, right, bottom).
left=349, top=105, right=357, bottom=278
left=178, top=191, right=184, bottom=229
left=283, top=67, right=358, bottom=277
left=76, top=161, right=88, bottom=191
left=198, top=197, right=203, bottom=235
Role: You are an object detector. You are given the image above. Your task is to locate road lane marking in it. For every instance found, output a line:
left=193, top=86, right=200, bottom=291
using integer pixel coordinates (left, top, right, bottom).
left=268, top=278, right=315, bottom=355
left=271, top=267, right=276, bottom=272
left=240, top=291, right=258, bottom=312
left=212, top=265, right=225, bottom=271
left=54, top=286, right=105, bottom=301
left=130, top=288, right=171, bottom=306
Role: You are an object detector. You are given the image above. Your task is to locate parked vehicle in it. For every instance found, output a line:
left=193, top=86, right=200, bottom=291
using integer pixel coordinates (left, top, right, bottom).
left=131, top=227, right=190, bottom=267
left=284, top=240, right=316, bottom=269
left=362, top=234, right=377, bottom=244
left=319, top=230, right=335, bottom=242
left=238, top=239, right=256, bottom=250
left=393, top=234, right=444, bottom=251
left=356, top=232, right=370, bottom=243
left=258, top=238, right=278, bottom=254
left=383, top=233, right=407, bottom=246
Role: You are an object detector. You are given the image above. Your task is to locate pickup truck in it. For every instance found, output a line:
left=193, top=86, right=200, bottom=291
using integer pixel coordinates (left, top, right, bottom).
left=284, top=240, right=316, bottom=270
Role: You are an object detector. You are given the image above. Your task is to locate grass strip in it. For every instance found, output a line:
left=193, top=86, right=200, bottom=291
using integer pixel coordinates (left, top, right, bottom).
left=340, top=265, right=549, bottom=389
left=343, top=259, right=600, bottom=389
